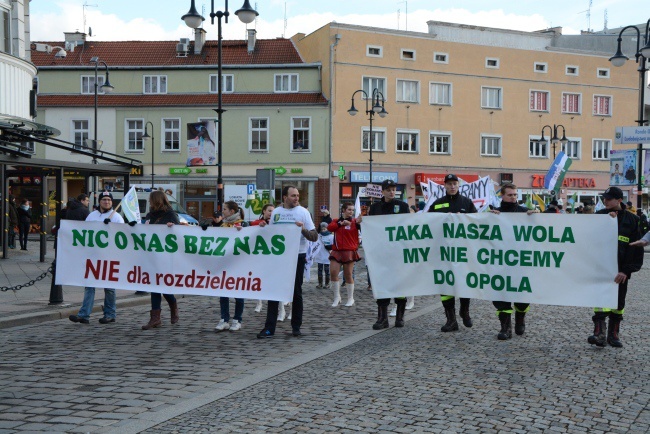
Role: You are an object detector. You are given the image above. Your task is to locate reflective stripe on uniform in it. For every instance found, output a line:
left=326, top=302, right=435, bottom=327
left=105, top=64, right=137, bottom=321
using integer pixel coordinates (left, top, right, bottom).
left=612, top=308, right=624, bottom=315
left=434, top=203, right=450, bottom=210
left=496, top=309, right=513, bottom=315
left=618, top=235, right=629, bottom=243
left=440, top=295, right=454, bottom=302
left=593, top=307, right=612, bottom=313
left=514, top=305, right=530, bottom=313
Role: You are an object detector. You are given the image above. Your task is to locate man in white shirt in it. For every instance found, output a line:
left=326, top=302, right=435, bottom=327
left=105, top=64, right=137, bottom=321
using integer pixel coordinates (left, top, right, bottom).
left=257, top=186, right=317, bottom=338
left=69, top=191, right=125, bottom=324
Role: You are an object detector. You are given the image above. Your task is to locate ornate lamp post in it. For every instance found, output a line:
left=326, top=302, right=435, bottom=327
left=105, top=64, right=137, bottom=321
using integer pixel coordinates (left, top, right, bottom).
left=182, top=0, right=258, bottom=212
left=609, top=20, right=650, bottom=208
left=538, top=124, right=568, bottom=159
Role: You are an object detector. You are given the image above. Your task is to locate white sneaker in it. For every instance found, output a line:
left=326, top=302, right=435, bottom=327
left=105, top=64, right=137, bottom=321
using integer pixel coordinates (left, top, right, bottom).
left=230, top=319, right=241, bottom=331
left=215, top=319, right=230, bottom=331
left=278, top=303, right=286, bottom=322
left=254, top=300, right=263, bottom=312
left=286, top=302, right=292, bottom=320
left=389, top=305, right=397, bottom=317
left=406, top=296, right=415, bottom=310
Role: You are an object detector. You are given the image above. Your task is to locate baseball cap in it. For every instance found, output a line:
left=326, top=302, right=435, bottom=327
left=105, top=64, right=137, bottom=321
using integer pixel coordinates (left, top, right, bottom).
left=381, top=179, right=397, bottom=190
left=99, top=191, right=113, bottom=200
left=444, top=174, right=459, bottom=183
left=602, top=187, right=623, bottom=200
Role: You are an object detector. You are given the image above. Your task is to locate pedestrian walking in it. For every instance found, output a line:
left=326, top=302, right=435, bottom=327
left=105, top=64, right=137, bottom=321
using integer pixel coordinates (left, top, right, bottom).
left=17, top=198, right=32, bottom=251
left=69, top=191, right=124, bottom=324
left=315, top=222, right=333, bottom=289
left=429, top=174, right=477, bottom=332
left=257, top=186, right=317, bottom=338
left=328, top=202, right=362, bottom=307
left=141, top=191, right=181, bottom=330
left=7, top=195, right=18, bottom=249
left=489, top=184, right=537, bottom=340
left=590, top=187, right=644, bottom=347
left=368, top=179, right=410, bottom=329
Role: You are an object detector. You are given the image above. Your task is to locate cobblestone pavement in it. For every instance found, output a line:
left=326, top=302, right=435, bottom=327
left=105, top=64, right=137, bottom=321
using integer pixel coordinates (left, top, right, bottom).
left=1, top=257, right=650, bottom=433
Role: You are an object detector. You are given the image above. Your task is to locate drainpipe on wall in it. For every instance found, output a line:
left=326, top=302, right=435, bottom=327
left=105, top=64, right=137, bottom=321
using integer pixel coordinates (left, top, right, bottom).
left=329, top=33, right=341, bottom=209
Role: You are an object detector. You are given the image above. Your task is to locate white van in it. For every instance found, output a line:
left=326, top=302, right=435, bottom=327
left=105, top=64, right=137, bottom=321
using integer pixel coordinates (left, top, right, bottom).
left=106, top=189, right=199, bottom=225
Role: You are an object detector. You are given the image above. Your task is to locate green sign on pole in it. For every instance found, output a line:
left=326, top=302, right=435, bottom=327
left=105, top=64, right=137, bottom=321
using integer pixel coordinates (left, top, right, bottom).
left=266, top=166, right=287, bottom=176
left=337, top=165, right=345, bottom=181
left=169, top=168, right=192, bottom=175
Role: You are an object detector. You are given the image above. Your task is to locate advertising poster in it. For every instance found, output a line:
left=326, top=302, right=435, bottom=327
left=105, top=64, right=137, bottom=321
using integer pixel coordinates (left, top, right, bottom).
left=224, top=185, right=276, bottom=221
left=609, top=149, right=637, bottom=186
left=186, top=121, right=217, bottom=166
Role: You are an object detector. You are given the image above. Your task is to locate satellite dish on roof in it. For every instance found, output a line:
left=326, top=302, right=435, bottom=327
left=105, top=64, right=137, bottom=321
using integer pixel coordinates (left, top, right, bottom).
left=89, top=27, right=93, bottom=37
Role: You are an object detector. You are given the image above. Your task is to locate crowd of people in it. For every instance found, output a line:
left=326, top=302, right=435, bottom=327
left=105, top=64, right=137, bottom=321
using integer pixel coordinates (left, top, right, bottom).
left=52, top=177, right=645, bottom=348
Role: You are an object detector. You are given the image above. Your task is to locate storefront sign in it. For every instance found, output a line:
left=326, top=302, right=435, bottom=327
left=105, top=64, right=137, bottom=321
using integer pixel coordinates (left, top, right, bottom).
left=531, top=174, right=596, bottom=189
left=195, top=168, right=208, bottom=174
left=337, top=166, right=345, bottom=181
left=615, top=126, right=650, bottom=144
left=291, top=168, right=303, bottom=173
left=414, top=173, right=479, bottom=184
left=350, top=171, right=398, bottom=183
left=170, top=168, right=192, bottom=175
left=266, top=166, right=287, bottom=176
left=130, top=165, right=144, bottom=176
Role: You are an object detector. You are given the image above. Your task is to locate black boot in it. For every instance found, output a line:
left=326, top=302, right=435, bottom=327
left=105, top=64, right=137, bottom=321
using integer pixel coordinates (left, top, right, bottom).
left=372, top=305, right=389, bottom=330
left=607, top=315, right=623, bottom=348
left=588, top=314, right=607, bottom=347
left=395, top=299, right=406, bottom=328
left=497, top=312, right=512, bottom=340
left=459, top=299, right=472, bottom=328
left=325, top=275, right=330, bottom=289
left=317, top=276, right=323, bottom=289
left=514, top=311, right=526, bottom=335
left=441, top=307, right=459, bottom=332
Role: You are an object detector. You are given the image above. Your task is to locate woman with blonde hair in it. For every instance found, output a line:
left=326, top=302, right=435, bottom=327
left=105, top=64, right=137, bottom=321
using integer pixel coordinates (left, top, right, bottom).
left=141, top=190, right=181, bottom=330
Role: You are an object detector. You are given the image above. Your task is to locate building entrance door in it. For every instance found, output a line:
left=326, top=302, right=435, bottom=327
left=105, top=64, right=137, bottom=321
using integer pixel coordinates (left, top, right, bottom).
left=185, top=199, right=216, bottom=225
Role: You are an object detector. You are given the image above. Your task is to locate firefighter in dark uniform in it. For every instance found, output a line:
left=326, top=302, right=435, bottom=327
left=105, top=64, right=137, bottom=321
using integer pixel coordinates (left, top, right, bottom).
left=489, top=184, right=537, bottom=340
left=591, top=187, right=644, bottom=347
left=368, top=179, right=410, bottom=330
left=429, top=174, right=477, bottom=332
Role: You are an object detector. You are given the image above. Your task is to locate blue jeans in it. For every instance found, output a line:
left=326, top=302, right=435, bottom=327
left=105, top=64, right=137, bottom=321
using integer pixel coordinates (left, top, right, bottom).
left=152, top=293, right=176, bottom=310
left=77, top=287, right=116, bottom=320
left=220, top=297, right=244, bottom=322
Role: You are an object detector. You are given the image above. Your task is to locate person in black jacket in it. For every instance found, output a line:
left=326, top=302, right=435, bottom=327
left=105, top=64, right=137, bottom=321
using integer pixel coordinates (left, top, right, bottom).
left=64, top=194, right=91, bottom=221
left=429, top=174, right=477, bottom=332
left=590, top=187, right=644, bottom=348
left=141, top=191, right=181, bottom=330
left=490, top=184, right=537, bottom=340
left=7, top=195, right=18, bottom=249
left=17, top=198, right=32, bottom=251
left=368, top=179, right=410, bottom=329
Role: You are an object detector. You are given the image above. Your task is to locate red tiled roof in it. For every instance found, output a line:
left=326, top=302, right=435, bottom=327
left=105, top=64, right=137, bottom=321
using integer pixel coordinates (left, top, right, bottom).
left=31, top=39, right=304, bottom=67
left=37, top=93, right=328, bottom=107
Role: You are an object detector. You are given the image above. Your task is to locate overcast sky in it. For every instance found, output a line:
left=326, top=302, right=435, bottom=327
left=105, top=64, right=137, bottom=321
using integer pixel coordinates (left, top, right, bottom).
left=30, top=0, right=646, bottom=42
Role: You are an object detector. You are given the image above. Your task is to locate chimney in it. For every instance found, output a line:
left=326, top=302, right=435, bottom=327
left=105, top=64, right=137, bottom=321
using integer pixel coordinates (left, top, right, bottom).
left=63, top=31, right=86, bottom=45
left=194, top=28, right=207, bottom=54
left=247, top=29, right=257, bottom=54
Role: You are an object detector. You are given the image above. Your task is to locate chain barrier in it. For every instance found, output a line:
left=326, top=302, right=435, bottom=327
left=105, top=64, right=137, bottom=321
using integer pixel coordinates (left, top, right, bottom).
left=0, top=265, right=54, bottom=292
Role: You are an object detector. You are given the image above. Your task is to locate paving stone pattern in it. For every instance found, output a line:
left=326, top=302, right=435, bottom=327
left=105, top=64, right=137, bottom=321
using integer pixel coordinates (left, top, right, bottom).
left=1, top=257, right=650, bottom=433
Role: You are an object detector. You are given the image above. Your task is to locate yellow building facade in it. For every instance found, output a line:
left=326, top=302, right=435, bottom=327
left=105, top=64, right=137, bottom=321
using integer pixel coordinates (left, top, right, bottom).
left=294, top=21, right=641, bottom=212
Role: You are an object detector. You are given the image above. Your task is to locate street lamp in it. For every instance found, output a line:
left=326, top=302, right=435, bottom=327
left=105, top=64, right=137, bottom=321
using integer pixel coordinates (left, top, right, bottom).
left=537, top=124, right=568, bottom=159
left=88, top=57, right=114, bottom=206
left=609, top=20, right=650, bottom=209
left=348, top=88, right=388, bottom=187
left=182, top=0, right=258, bottom=212
left=142, top=121, right=155, bottom=188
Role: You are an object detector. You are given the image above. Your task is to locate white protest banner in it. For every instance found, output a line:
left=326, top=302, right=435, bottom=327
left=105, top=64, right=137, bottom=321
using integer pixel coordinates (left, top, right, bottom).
left=56, top=221, right=301, bottom=302
left=365, top=183, right=383, bottom=199
left=362, top=212, right=619, bottom=308
left=422, top=176, right=494, bottom=212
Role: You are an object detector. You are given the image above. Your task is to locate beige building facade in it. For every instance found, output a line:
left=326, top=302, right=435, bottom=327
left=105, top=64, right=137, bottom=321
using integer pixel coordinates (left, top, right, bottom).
left=294, top=21, right=641, bottom=212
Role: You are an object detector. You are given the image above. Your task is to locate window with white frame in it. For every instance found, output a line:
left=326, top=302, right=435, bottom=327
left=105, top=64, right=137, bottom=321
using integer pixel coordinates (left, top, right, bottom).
left=367, top=45, right=383, bottom=57
left=429, top=132, right=451, bottom=155
left=81, top=76, right=105, bottom=94
left=0, top=7, right=9, bottom=54
left=209, top=74, right=234, bottom=93
left=143, top=75, right=167, bottom=94
left=481, top=86, right=502, bottom=109
left=71, top=120, right=89, bottom=150
left=291, top=117, right=310, bottom=152
left=562, top=93, right=581, bottom=114
left=396, top=79, right=419, bottom=103
left=401, top=49, right=415, bottom=60
left=433, top=52, right=448, bottom=64
left=162, top=118, right=181, bottom=151
left=362, top=76, right=386, bottom=100
left=396, top=130, right=418, bottom=153
left=274, top=74, right=299, bottom=93
left=593, top=95, right=612, bottom=116
left=534, top=62, right=548, bottom=73
left=597, top=68, right=610, bottom=78
left=429, top=82, right=451, bottom=105
left=362, top=127, right=385, bottom=152
left=486, top=57, right=499, bottom=69
left=528, top=136, right=548, bottom=158
left=566, top=65, right=579, bottom=76
left=249, top=118, right=269, bottom=152
left=481, top=134, right=501, bottom=156
left=530, top=90, right=550, bottom=112
left=125, top=119, right=144, bottom=152
left=592, top=139, right=611, bottom=160
left=562, top=138, right=581, bottom=159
